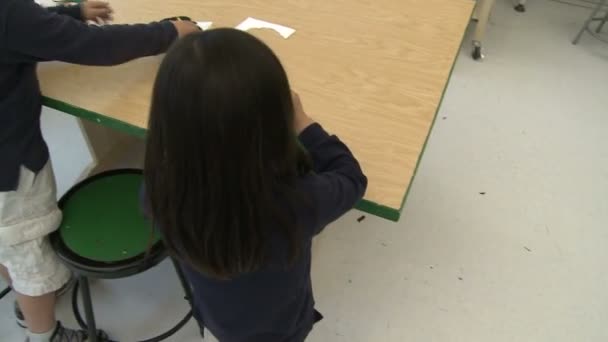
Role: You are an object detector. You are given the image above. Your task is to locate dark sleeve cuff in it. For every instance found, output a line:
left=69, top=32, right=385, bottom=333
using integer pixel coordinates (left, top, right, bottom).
left=158, top=20, right=179, bottom=50
left=298, top=123, right=329, bottom=150
left=47, top=4, right=83, bottom=21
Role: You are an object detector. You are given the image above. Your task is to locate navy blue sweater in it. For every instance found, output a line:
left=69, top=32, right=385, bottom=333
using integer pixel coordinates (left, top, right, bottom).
left=182, top=123, right=367, bottom=341
left=0, top=0, right=177, bottom=191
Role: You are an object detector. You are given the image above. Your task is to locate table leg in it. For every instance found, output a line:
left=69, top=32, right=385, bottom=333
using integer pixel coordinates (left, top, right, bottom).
left=472, top=0, right=495, bottom=60
left=515, top=0, right=526, bottom=12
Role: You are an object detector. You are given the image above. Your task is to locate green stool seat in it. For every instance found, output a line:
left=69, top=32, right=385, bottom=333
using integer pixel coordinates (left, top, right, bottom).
left=51, top=169, right=198, bottom=342
left=60, top=171, right=159, bottom=263
left=53, top=169, right=165, bottom=278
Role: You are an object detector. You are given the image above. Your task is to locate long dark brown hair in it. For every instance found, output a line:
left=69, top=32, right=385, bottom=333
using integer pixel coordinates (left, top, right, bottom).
left=144, top=29, right=311, bottom=279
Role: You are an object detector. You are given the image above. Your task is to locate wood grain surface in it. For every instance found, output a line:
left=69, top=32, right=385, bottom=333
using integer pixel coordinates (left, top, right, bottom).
left=38, top=0, right=474, bottom=212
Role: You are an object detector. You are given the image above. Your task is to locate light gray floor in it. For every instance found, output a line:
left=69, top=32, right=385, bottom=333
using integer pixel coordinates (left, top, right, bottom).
left=2, top=1, right=608, bottom=341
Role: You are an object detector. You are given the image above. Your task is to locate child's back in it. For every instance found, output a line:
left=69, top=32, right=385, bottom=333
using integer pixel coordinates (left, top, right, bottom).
left=144, top=29, right=367, bottom=342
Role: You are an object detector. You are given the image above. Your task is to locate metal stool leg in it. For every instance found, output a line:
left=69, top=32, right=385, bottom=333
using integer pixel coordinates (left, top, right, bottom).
left=573, top=0, right=606, bottom=44
left=79, top=276, right=99, bottom=342
left=596, top=10, right=608, bottom=33
left=171, top=259, right=204, bottom=338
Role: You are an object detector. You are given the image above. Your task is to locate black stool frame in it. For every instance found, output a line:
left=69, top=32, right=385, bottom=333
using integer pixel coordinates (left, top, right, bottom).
left=50, top=169, right=204, bottom=342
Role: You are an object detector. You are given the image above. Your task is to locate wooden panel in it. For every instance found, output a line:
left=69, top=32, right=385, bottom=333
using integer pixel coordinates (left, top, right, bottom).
left=38, top=0, right=474, bottom=211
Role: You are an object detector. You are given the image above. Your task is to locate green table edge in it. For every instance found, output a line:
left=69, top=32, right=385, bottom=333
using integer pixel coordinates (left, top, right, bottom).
left=42, top=11, right=471, bottom=223
left=42, top=97, right=147, bottom=139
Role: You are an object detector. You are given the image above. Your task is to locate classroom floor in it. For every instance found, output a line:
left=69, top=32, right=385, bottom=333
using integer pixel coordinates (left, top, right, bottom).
left=2, top=0, right=608, bottom=341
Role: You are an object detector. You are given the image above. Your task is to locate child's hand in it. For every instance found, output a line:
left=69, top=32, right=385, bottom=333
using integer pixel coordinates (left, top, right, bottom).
left=81, top=1, right=113, bottom=22
left=292, top=91, right=314, bottom=134
left=172, top=20, right=202, bottom=38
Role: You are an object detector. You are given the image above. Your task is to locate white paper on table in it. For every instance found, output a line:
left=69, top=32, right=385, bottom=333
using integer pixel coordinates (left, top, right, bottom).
left=35, top=0, right=57, bottom=7
left=235, top=17, right=295, bottom=39
left=196, top=21, right=213, bottom=31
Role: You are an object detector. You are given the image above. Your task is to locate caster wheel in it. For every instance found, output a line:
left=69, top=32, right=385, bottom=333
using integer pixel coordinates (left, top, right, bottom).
left=514, top=4, right=526, bottom=12
left=472, top=46, right=484, bottom=60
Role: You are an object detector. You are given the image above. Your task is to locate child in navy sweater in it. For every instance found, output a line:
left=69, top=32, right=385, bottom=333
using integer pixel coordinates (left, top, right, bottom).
left=0, top=1, right=199, bottom=341
left=143, top=29, right=368, bottom=341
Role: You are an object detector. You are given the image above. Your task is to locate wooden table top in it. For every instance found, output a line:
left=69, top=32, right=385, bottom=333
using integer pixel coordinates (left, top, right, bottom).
left=39, top=0, right=474, bottom=220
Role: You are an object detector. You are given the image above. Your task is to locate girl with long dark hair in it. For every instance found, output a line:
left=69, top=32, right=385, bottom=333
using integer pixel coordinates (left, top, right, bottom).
left=144, top=28, right=367, bottom=341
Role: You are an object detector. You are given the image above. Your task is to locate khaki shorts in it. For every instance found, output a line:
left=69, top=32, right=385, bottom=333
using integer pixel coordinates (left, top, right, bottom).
left=0, top=163, right=71, bottom=296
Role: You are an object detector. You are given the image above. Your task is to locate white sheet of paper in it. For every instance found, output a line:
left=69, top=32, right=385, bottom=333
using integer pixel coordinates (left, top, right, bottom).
left=35, top=0, right=56, bottom=7
left=235, top=17, right=295, bottom=39
left=196, top=21, right=213, bottom=30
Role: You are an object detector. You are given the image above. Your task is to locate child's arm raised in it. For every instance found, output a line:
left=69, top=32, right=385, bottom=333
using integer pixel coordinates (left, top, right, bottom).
left=293, top=93, right=368, bottom=231
left=2, top=0, right=198, bottom=66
